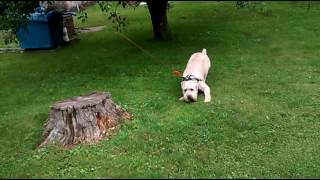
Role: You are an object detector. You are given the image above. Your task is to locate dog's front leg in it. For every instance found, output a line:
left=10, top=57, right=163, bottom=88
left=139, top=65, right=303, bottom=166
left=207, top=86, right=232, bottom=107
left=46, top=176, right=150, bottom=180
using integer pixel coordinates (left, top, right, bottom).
left=199, top=81, right=211, bottom=102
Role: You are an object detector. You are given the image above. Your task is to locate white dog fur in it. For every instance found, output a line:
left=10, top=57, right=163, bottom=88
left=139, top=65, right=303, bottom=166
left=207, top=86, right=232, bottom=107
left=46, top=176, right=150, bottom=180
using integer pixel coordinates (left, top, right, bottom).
left=180, top=49, right=211, bottom=103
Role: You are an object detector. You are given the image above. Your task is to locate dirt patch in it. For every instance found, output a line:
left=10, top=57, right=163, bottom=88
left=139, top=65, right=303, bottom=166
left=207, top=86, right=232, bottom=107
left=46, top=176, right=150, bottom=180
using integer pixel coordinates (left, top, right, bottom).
left=277, top=50, right=307, bottom=61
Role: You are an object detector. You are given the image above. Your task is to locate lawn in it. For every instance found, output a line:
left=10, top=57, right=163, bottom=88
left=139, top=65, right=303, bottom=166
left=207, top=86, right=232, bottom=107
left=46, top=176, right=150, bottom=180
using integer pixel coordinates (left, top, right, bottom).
left=0, top=1, right=320, bottom=178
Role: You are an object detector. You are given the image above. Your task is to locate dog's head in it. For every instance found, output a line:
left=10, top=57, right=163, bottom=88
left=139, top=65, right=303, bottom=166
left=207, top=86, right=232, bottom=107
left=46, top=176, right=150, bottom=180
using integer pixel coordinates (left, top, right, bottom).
left=181, top=80, right=199, bottom=102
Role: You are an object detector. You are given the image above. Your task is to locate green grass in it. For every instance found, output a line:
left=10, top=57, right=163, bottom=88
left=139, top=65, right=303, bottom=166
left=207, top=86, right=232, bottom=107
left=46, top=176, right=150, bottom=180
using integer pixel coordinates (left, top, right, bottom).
left=1, top=1, right=320, bottom=178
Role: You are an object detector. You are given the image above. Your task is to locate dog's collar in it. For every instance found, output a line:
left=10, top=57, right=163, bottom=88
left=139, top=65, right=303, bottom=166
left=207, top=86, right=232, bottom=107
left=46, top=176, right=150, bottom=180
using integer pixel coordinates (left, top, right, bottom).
left=182, top=74, right=202, bottom=82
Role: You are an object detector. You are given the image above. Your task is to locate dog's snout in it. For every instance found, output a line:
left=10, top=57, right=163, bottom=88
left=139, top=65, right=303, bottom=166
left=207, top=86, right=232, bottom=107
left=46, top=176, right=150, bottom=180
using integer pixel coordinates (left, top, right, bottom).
left=187, top=95, right=195, bottom=102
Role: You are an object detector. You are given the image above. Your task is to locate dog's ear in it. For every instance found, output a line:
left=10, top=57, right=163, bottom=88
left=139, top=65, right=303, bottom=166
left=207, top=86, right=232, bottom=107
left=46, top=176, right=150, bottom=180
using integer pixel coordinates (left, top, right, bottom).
left=181, top=81, right=186, bottom=89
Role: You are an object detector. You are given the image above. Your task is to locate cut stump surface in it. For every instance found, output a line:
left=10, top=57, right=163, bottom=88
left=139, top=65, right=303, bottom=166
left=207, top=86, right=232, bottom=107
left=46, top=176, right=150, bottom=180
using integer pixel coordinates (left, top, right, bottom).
left=39, top=91, right=132, bottom=148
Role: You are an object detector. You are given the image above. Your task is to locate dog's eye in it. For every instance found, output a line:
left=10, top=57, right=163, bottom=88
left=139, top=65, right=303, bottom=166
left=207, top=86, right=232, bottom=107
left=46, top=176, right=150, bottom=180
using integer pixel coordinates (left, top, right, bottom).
left=184, top=89, right=187, bottom=92
left=190, top=89, right=194, bottom=91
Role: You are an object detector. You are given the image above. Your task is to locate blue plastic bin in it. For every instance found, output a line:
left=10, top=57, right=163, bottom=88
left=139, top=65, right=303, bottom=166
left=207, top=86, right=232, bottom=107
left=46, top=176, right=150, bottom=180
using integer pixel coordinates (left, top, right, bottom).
left=16, top=11, right=64, bottom=49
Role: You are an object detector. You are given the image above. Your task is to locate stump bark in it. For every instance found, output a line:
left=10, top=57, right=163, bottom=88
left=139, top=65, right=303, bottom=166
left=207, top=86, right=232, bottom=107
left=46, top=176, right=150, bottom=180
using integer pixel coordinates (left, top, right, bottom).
left=39, top=92, right=132, bottom=148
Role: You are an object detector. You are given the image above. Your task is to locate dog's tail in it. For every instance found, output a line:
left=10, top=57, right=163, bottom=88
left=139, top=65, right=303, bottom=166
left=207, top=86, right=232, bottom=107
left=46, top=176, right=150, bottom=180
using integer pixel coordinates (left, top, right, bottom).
left=202, top=48, right=207, bottom=55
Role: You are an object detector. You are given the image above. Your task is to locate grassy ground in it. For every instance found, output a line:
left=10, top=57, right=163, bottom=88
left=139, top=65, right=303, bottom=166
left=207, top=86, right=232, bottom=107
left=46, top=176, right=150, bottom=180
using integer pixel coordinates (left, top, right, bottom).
left=1, top=1, right=320, bottom=178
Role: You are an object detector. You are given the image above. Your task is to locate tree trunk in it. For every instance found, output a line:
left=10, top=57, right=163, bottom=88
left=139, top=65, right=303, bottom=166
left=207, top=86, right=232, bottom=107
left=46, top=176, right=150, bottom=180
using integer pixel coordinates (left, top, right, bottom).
left=38, top=91, right=132, bottom=148
left=146, top=0, right=170, bottom=40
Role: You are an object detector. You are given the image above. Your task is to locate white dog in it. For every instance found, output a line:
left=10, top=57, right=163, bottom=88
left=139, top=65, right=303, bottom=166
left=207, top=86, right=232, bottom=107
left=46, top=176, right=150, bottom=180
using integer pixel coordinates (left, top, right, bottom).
left=179, top=49, right=211, bottom=103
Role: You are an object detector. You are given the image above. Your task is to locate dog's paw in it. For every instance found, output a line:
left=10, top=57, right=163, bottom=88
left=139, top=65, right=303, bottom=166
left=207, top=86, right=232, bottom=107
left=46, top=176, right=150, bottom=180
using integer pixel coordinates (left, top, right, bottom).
left=204, top=97, right=211, bottom=103
left=179, top=97, right=184, bottom=101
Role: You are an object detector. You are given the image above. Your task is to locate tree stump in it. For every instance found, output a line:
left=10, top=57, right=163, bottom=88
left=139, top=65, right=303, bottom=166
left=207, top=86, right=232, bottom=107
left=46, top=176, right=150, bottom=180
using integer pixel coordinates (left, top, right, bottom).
left=38, top=92, right=132, bottom=148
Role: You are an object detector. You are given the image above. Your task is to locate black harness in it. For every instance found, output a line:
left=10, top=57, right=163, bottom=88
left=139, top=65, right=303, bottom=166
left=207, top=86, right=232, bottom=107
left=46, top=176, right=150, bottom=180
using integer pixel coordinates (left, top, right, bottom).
left=181, top=74, right=202, bottom=82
